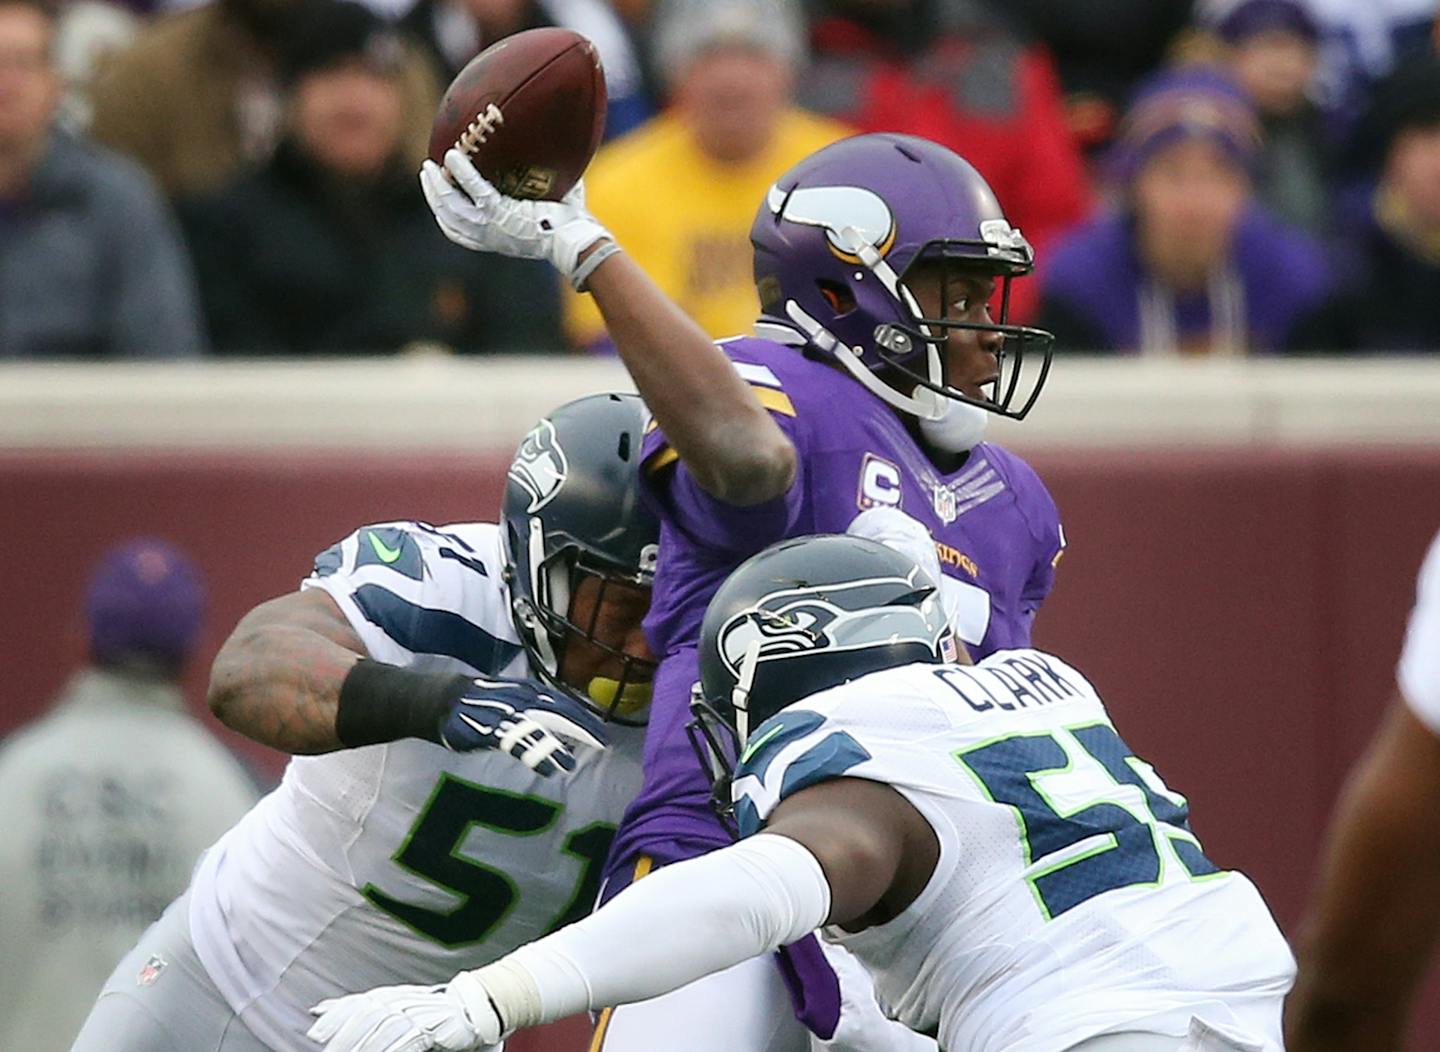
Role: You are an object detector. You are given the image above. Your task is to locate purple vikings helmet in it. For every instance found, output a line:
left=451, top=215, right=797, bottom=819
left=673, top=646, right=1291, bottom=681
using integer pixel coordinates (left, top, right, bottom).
left=751, top=133, right=1054, bottom=422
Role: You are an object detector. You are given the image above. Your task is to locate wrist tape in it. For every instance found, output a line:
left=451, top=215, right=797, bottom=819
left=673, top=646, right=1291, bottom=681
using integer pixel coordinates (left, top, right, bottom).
left=570, top=240, right=622, bottom=292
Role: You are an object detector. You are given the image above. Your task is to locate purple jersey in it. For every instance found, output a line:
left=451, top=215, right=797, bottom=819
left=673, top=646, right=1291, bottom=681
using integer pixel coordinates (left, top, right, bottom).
left=607, top=337, right=1065, bottom=877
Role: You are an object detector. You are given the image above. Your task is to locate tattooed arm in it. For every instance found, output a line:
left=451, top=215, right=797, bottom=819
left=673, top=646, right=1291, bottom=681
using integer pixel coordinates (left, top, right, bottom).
left=208, top=589, right=366, bottom=754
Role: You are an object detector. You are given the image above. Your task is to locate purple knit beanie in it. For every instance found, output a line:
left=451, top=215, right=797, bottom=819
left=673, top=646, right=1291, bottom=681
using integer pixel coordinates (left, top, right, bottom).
left=1217, top=0, right=1320, bottom=45
left=85, top=538, right=206, bottom=673
left=1109, top=67, right=1263, bottom=185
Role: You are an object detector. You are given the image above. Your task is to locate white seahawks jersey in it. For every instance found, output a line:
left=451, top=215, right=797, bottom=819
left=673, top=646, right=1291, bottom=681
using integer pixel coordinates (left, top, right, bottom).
left=187, top=521, right=645, bottom=1052
left=1400, top=529, right=1440, bottom=735
left=731, top=649, right=1296, bottom=1052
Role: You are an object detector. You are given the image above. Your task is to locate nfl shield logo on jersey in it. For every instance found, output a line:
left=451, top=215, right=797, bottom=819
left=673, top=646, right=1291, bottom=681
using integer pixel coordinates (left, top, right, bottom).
left=932, top=484, right=958, bottom=525
left=136, top=954, right=167, bottom=987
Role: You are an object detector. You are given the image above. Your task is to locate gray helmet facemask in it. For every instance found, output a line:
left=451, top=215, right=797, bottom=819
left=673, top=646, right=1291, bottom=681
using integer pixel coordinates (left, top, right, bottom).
left=500, top=393, right=660, bottom=725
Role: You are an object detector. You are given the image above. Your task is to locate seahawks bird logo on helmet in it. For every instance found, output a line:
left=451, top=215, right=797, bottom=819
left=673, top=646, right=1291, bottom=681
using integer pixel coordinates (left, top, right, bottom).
left=508, top=419, right=569, bottom=513
left=715, top=577, right=944, bottom=680
left=688, top=535, right=955, bottom=822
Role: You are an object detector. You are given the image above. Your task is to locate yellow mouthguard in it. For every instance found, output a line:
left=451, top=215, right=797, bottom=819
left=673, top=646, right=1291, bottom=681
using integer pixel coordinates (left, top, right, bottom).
left=586, top=677, right=653, bottom=718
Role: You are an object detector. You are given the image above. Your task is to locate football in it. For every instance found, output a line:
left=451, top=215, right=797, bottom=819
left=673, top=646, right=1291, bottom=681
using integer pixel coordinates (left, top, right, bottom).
left=428, top=27, right=607, bottom=201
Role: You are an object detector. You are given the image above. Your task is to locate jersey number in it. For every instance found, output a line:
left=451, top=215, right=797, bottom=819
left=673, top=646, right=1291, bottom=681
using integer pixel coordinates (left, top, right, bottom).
left=954, top=724, right=1220, bottom=920
left=361, top=774, right=614, bottom=948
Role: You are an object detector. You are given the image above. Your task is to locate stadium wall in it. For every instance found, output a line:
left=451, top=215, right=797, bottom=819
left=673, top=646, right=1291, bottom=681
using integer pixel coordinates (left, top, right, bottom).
left=4, top=358, right=1440, bottom=1048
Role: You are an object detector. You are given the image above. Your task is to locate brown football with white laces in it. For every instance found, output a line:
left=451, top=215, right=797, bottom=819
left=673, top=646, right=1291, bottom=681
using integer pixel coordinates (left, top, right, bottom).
left=428, top=27, right=607, bottom=202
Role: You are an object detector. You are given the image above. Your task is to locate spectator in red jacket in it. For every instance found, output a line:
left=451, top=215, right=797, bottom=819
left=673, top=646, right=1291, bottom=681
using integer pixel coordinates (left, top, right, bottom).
left=985, top=0, right=1196, bottom=155
left=797, top=0, right=1091, bottom=321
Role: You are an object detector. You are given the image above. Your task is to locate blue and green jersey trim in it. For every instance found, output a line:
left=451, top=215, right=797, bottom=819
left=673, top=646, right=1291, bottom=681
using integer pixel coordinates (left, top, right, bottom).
left=733, top=709, right=872, bottom=837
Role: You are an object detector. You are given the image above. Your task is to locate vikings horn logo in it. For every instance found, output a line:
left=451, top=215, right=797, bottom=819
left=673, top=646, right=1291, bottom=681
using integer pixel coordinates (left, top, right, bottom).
left=716, top=572, right=938, bottom=678
left=766, top=184, right=897, bottom=264
left=509, top=419, right=569, bottom=512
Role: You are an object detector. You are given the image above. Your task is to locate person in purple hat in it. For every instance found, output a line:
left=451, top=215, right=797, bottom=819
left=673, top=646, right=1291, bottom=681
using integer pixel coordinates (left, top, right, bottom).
left=380, top=130, right=1068, bottom=1049
left=1213, top=0, right=1336, bottom=234
left=0, top=538, right=258, bottom=1052
left=84, top=537, right=208, bottom=674
left=1037, top=65, right=1333, bottom=356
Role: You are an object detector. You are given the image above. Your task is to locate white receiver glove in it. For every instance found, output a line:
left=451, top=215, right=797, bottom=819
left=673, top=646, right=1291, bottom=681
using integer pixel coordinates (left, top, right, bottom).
left=307, top=974, right=504, bottom=1052
left=846, top=507, right=945, bottom=590
left=846, top=507, right=982, bottom=642
left=419, top=149, right=612, bottom=284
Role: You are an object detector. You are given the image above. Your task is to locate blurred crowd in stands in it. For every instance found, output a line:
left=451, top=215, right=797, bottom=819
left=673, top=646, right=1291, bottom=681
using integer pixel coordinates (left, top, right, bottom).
left=3, top=0, right=1440, bottom=358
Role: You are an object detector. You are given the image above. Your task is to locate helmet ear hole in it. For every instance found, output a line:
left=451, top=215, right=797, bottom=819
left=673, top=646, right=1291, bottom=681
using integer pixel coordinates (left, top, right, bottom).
left=817, top=279, right=857, bottom=317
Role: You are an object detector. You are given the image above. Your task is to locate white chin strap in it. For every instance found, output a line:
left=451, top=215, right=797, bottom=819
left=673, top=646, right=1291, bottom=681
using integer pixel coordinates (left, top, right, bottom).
left=783, top=300, right=949, bottom=422
left=780, top=223, right=951, bottom=422
left=918, top=398, right=990, bottom=453
left=730, top=639, right=762, bottom=746
left=526, top=517, right=561, bottom=673
left=777, top=302, right=988, bottom=450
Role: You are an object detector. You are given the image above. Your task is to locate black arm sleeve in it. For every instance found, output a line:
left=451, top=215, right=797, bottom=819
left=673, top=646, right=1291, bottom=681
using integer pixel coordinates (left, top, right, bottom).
left=336, top=659, right=472, bottom=747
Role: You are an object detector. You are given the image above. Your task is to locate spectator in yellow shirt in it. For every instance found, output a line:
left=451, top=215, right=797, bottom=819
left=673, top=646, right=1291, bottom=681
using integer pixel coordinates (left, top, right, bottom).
left=564, top=0, right=851, bottom=349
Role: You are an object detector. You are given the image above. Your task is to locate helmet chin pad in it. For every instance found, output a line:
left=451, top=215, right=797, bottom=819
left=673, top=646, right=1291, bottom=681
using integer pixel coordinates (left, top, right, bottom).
left=917, top=397, right=990, bottom=453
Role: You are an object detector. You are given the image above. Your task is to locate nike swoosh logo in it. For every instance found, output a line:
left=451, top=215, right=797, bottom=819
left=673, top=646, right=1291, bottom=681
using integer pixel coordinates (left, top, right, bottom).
left=740, top=723, right=786, bottom=765
left=367, top=531, right=404, bottom=564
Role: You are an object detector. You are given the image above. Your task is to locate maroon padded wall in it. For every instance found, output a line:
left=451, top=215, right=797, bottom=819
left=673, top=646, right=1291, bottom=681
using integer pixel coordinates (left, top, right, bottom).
left=3, top=446, right=1439, bottom=1049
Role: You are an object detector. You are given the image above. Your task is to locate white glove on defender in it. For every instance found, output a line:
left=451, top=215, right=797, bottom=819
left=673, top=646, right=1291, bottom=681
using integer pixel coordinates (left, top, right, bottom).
left=308, top=973, right=503, bottom=1052
left=419, top=149, right=611, bottom=283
